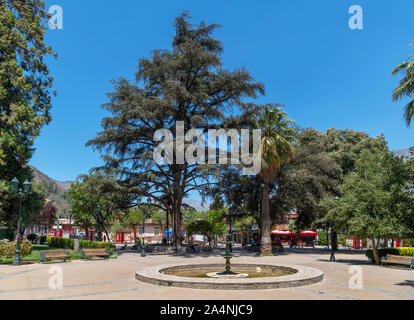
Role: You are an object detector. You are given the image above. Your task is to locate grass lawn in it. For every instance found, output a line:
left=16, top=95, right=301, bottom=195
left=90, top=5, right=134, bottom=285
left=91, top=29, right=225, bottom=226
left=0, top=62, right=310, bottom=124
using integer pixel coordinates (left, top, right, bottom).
left=1, top=245, right=82, bottom=263
left=0, top=244, right=116, bottom=264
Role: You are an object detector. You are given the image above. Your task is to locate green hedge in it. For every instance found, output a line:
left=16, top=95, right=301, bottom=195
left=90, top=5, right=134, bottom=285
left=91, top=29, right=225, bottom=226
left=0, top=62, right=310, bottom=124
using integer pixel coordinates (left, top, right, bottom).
left=38, top=235, right=47, bottom=245
left=47, top=237, right=74, bottom=249
left=79, top=239, right=114, bottom=254
left=366, top=247, right=414, bottom=262
left=46, top=237, right=114, bottom=254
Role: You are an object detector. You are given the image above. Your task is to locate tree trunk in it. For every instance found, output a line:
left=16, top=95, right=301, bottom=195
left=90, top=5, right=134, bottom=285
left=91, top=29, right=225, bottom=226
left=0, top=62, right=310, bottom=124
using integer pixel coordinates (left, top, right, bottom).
left=166, top=210, right=169, bottom=244
left=104, top=230, right=110, bottom=243
left=371, top=237, right=381, bottom=265
left=260, top=183, right=273, bottom=256
left=326, top=230, right=330, bottom=249
left=332, top=231, right=338, bottom=251
left=172, top=198, right=183, bottom=248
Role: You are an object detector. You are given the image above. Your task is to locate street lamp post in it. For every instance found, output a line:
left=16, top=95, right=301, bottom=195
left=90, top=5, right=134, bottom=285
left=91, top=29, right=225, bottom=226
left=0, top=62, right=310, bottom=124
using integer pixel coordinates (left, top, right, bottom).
left=56, top=210, right=60, bottom=237
left=10, top=178, right=30, bottom=266
left=141, top=206, right=146, bottom=257
left=95, top=205, right=101, bottom=241
left=329, top=196, right=340, bottom=262
left=329, top=227, right=336, bottom=262
left=68, top=209, right=72, bottom=236
left=229, top=210, right=233, bottom=253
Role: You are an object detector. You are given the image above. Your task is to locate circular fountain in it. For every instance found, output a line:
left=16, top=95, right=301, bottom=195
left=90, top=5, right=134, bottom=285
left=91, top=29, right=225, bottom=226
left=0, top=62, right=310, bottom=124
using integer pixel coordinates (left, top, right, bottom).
left=135, top=230, right=323, bottom=290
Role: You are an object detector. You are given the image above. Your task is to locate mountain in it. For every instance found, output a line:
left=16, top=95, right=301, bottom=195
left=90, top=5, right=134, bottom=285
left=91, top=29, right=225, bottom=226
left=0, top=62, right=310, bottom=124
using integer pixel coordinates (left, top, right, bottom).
left=30, top=166, right=74, bottom=214
left=182, top=199, right=210, bottom=211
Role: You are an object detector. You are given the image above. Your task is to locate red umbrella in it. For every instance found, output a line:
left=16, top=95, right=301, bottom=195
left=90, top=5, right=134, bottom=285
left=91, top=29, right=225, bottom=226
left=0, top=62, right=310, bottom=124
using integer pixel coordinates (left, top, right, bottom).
left=300, top=230, right=318, bottom=236
left=271, top=230, right=294, bottom=235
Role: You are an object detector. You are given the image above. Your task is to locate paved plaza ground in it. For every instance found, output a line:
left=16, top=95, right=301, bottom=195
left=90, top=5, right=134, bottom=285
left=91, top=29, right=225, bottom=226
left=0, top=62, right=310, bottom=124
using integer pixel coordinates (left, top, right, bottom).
left=0, top=247, right=413, bottom=300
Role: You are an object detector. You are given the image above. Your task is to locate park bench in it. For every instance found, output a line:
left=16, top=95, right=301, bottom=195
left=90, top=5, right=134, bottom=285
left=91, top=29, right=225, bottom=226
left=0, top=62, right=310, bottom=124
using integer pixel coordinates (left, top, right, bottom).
left=80, top=248, right=110, bottom=260
left=381, top=254, right=414, bottom=269
left=39, top=249, right=71, bottom=263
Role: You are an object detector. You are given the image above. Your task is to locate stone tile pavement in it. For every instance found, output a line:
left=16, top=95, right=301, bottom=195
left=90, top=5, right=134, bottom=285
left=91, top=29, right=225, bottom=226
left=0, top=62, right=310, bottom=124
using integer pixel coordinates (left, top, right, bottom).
left=0, top=248, right=412, bottom=300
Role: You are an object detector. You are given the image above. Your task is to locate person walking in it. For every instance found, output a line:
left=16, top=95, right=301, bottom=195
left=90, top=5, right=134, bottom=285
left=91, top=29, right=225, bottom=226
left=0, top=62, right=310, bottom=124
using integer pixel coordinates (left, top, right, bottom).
left=189, top=237, right=196, bottom=254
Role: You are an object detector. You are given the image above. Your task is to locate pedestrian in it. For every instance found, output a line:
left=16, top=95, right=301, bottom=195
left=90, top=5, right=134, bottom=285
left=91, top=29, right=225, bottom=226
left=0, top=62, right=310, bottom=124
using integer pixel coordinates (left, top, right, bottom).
left=189, top=237, right=196, bottom=254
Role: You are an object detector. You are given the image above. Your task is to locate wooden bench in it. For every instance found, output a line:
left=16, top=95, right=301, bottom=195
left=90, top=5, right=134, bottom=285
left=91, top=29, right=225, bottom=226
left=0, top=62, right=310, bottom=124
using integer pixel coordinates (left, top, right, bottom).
left=381, top=254, right=414, bottom=269
left=80, top=248, right=110, bottom=260
left=39, top=249, right=71, bottom=263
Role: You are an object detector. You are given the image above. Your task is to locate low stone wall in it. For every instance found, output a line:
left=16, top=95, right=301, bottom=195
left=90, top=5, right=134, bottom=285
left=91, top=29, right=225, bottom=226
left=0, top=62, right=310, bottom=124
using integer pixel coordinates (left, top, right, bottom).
left=135, top=262, right=323, bottom=290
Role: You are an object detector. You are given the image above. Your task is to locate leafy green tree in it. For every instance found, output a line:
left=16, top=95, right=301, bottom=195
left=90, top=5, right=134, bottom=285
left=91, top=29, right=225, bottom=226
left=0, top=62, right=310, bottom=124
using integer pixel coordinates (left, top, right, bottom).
left=0, top=1, right=56, bottom=225
left=182, top=209, right=207, bottom=226
left=186, top=200, right=226, bottom=245
left=233, top=216, right=257, bottom=242
left=68, top=172, right=127, bottom=242
left=117, top=209, right=143, bottom=243
left=151, top=209, right=169, bottom=242
left=272, top=129, right=341, bottom=229
left=392, top=40, right=414, bottom=126
left=255, top=105, right=296, bottom=255
left=186, top=220, right=213, bottom=244
left=206, top=203, right=227, bottom=245
left=86, top=12, right=264, bottom=247
left=308, top=128, right=388, bottom=250
left=323, top=150, right=414, bottom=265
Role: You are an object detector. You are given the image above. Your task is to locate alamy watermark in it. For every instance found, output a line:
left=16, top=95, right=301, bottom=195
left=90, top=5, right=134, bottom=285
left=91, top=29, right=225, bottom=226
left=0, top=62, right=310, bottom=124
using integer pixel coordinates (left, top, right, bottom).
left=348, top=265, right=363, bottom=290
left=348, top=5, right=363, bottom=30
left=48, top=5, right=63, bottom=30
left=153, top=122, right=262, bottom=175
left=48, top=265, right=63, bottom=290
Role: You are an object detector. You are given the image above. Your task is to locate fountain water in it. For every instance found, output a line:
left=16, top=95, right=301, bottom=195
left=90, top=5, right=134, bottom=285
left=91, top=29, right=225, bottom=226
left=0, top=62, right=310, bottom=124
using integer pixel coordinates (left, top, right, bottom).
left=135, top=222, right=324, bottom=289
left=206, top=229, right=248, bottom=278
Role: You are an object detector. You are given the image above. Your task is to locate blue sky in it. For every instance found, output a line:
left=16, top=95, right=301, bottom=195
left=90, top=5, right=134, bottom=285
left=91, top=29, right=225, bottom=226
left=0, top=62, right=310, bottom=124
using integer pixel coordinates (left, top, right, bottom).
left=31, top=0, right=414, bottom=182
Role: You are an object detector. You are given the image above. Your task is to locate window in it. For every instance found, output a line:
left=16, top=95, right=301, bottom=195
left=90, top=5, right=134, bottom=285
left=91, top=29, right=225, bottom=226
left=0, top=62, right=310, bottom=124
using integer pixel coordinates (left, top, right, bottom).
left=154, top=227, right=160, bottom=236
left=138, top=227, right=143, bottom=235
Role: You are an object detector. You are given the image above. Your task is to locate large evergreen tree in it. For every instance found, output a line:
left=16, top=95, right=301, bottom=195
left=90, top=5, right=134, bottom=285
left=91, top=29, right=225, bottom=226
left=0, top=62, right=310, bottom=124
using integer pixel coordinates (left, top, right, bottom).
left=87, top=12, right=264, bottom=246
left=0, top=0, right=55, bottom=225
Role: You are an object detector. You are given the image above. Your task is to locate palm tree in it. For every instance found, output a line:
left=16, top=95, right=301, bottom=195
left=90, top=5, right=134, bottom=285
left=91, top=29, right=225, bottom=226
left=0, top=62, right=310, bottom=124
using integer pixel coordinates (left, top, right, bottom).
left=255, top=105, right=296, bottom=255
left=392, top=42, right=414, bottom=126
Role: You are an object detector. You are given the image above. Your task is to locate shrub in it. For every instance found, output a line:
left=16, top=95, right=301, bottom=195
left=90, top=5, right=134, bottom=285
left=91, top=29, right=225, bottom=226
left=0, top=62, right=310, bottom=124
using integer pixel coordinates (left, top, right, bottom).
left=79, top=240, right=114, bottom=254
left=27, top=234, right=37, bottom=243
left=0, top=240, right=33, bottom=258
left=46, top=237, right=113, bottom=253
left=46, top=237, right=74, bottom=249
left=365, top=247, right=414, bottom=263
left=406, top=238, right=414, bottom=247
left=317, top=231, right=328, bottom=246
left=38, top=235, right=47, bottom=245
left=20, top=240, right=33, bottom=256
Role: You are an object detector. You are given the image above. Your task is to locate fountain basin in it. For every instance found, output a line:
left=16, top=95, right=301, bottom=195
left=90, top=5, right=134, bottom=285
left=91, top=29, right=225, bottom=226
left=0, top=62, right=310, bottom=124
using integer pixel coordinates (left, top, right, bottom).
left=135, top=263, right=323, bottom=290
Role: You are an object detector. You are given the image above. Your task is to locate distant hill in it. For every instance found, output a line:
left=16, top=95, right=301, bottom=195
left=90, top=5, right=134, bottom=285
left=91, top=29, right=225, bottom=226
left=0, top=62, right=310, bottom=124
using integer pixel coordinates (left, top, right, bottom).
left=30, top=166, right=74, bottom=215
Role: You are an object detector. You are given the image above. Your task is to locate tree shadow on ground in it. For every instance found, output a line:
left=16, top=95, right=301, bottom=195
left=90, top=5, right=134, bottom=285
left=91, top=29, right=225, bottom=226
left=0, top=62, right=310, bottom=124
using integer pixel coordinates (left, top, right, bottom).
left=283, top=247, right=367, bottom=256
left=395, top=280, right=414, bottom=288
left=315, top=258, right=373, bottom=266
